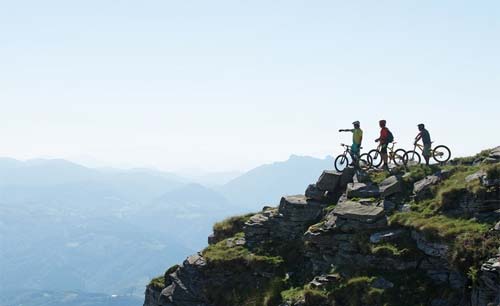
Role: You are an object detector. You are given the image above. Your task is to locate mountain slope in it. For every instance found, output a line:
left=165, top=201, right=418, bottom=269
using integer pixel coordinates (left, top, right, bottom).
left=220, top=155, right=334, bottom=209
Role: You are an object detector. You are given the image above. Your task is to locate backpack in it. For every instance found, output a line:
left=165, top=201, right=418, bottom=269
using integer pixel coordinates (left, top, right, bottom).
left=387, top=129, right=394, bottom=143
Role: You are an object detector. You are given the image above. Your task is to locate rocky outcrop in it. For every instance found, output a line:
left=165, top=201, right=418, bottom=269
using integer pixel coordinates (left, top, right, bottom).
left=472, top=248, right=500, bottom=306
left=244, top=195, right=327, bottom=247
left=158, top=255, right=208, bottom=306
left=145, top=148, right=500, bottom=306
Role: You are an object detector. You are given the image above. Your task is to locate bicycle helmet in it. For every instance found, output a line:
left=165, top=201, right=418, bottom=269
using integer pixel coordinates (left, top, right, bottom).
left=418, top=123, right=425, bottom=128
left=352, top=121, right=360, bottom=125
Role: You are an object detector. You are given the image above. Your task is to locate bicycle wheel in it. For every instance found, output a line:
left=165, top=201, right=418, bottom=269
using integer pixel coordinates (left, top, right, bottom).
left=392, top=149, right=407, bottom=166
left=368, top=149, right=383, bottom=168
left=334, top=154, right=350, bottom=172
left=405, top=150, right=421, bottom=166
left=433, top=145, right=451, bottom=163
left=359, top=153, right=373, bottom=171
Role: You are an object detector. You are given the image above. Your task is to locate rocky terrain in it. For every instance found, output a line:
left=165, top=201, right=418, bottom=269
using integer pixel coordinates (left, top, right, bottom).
left=143, top=147, right=500, bottom=306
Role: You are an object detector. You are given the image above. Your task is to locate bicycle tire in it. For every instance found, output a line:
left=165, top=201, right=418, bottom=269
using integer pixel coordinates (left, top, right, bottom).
left=334, top=154, right=349, bottom=172
left=392, top=149, right=407, bottom=166
left=405, top=150, right=421, bottom=166
left=433, top=145, right=451, bottom=163
left=359, top=153, right=373, bottom=171
left=368, top=149, right=383, bottom=168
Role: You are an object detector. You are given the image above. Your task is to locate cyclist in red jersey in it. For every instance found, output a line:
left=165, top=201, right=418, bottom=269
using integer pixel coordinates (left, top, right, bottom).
left=375, top=120, right=390, bottom=171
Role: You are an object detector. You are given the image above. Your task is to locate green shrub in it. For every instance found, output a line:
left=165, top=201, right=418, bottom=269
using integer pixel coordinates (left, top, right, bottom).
left=148, top=275, right=165, bottom=290
left=212, top=213, right=254, bottom=242
left=202, top=237, right=283, bottom=267
left=486, top=163, right=500, bottom=180
left=450, top=231, right=500, bottom=275
left=389, top=212, right=489, bottom=242
left=281, top=287, right=305, bottom=303
left=403, top=164, right=440, bottom=184
left=334, top=276, right=384, bottom=306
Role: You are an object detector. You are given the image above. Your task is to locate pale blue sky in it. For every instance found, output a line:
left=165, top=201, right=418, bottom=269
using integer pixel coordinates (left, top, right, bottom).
left=1, top=1, right=499, bottom=172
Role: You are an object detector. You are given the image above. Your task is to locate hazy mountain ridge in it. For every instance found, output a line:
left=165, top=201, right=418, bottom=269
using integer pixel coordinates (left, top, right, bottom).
left=0, top=155, right=335, bottom=305
left=220, top=155, right=334, bottom=208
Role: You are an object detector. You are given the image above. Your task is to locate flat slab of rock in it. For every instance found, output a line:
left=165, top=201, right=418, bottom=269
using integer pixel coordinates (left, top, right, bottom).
left=346, top=182, right=380, bottom=198
left=414, top=175, right=440, bottom=200
left=379, top=175, right=402, bottom=197
left=333, top=200, right=385, bottom=222
left=465, top=170, right=486, bottom=183
left=279, top=195, right=324, bottom=222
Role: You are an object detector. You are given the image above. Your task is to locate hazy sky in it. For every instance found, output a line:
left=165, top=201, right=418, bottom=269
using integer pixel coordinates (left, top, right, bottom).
left=1, top=1, right=499, bottom=172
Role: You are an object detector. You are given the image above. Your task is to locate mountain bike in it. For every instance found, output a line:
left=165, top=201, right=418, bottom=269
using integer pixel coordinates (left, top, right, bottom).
left=334, top=143, right=372, bottom=172
left=368, top=142, right=406, bottom=168
left=404, top=142, right=451, bottom=165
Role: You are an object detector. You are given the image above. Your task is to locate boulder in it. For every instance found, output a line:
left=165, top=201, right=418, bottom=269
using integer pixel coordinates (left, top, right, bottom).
left=379, top=175, right=403, bottom=197
left=471, top=250, right=500, bottom=306
left=346, top=182, right=380, bottom=198
left=372, top=277, right=394, bottom=289
left=414, top=175, right=440, bottom=201
left=465, top=170, right=486, bottom=183
left=382, top=199, right=396, bottom=213
left=439, top=169, right=453, bottom=180
left=340, top=166, right=356, bottom=188
left=494, top=221, right=500, bottom=231
left=316, top=171, right=341, bottom=192
left=354, top=171, right=371, bottom=183
left=309, top=274, right=341, bottom=289
left=411, top=231, right=448, bottom=258
left=489, top=146, right=500, bottom=159
left=482, top=157, right=499, bottom=164
left=370, top=229, right=406, bottom=244
left=399, top=203, right=412, bottom=212
left=305, top=184, right=327, bottom=201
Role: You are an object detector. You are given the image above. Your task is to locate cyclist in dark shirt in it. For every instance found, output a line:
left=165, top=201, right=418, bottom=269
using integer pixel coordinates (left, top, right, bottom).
left=415, top=123, right=432, bottom=165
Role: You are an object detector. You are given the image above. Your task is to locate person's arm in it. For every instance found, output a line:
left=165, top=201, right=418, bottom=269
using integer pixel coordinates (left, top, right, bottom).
left=414, top=132, right=422, bottom=145
left=339, top=129, right=354, bottom=133
left=375, top=129, right=384, bottom=143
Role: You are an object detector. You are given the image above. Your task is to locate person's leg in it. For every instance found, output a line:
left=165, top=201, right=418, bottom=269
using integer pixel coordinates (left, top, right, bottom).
left=381, top=144, right=389, bottom=170
left=424, top=144, right=431, bottom=165
left=351, top=144, right=360, bottom=167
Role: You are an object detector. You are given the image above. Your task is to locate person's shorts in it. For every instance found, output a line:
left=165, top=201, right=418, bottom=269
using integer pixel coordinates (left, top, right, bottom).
left=423, top=143, right=431, bottom=157
left=380, top=143, right=388, bottom=154
left=351, top=143, right=360, bottom=156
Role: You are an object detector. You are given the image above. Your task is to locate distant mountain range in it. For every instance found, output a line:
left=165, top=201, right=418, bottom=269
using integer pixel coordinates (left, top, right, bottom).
left=0, top=290, right=141, bottom=306
left=0, top=154, right=334, bottom=305
left=220, top=154, right=334, bottom=209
